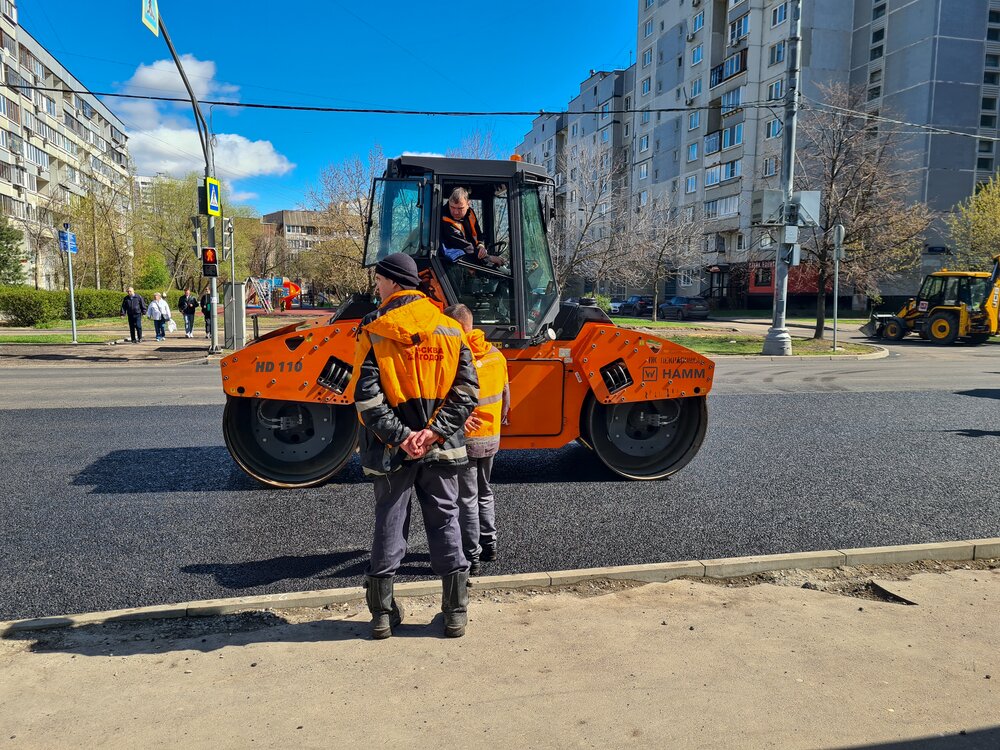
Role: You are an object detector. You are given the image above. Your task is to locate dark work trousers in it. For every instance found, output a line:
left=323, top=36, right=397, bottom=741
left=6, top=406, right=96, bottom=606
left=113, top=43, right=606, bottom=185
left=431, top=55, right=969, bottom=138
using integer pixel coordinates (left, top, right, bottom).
left=368, top=462, right=468, bottom=578
left=457, top=455, right=496, bottom=560
left=127, top=314, right=143, bottom=342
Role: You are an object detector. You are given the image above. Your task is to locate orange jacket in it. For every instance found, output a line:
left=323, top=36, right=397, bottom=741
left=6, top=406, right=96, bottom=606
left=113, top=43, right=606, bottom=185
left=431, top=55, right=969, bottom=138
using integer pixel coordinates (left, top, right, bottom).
left=464, top=328, right=509, bottom=458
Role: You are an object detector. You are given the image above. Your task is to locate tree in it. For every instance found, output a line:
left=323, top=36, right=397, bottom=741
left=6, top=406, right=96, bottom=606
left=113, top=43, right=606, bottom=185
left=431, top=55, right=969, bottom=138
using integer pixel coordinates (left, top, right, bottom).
left=947, top=174, right=1000, bottom=269
left=552, top=147, right=640, bottom=295
left=794, top=84, right=933, bottom=338
left=0, top=215, right=25, bottom=284
left=304, top=145, right=386, bottom=297
left=447, top=128, right=502, bottom=160
left=633, top=197, right=706, bottom=321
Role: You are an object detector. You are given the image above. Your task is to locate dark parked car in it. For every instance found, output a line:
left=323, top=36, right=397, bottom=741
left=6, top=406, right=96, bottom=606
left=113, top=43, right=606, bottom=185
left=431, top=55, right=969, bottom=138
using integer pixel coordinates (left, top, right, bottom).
left=620, top=295, right=655, bottom=316
left=658, top=295, right=710, bottom=321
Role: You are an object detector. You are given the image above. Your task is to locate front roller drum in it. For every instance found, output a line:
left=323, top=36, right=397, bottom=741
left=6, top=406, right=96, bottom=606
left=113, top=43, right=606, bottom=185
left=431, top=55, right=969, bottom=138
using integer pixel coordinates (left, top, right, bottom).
left=223, top=396, right=359, bottom=488
left=586, top=396, right=708, bottom=480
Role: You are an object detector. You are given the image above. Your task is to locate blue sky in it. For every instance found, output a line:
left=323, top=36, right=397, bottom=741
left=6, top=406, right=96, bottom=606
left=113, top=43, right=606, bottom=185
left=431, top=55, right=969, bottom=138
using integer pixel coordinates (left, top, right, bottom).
left=22, top=1, right=637, bottom=214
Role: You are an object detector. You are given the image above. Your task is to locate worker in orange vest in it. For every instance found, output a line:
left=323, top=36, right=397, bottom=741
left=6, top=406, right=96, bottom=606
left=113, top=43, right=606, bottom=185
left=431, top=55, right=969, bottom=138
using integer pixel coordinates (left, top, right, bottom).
left=444, top=303, right=509, bottom=575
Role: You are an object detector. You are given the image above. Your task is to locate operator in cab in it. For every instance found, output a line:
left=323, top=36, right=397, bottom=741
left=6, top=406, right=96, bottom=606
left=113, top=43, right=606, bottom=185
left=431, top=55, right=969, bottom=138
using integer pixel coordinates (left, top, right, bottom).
left=441, top=187, right=506, bottom=269
left=350, top=252, right=480, bottom=640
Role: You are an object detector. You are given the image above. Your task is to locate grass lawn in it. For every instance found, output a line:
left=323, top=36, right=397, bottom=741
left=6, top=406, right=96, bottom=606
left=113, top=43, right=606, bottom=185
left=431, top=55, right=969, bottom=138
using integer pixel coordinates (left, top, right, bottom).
left=661, top=334, right=874, bottom=356
left=32, top=316, right=123, bottom=329
left=0, top=334, right=112, bottom=344
left=613, top=314, right=868, bottom=327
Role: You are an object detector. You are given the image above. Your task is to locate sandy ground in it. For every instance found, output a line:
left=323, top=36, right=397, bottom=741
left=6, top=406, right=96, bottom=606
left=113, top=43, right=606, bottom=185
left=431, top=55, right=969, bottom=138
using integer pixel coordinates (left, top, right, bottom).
left=2, top=564, right=999, bottom=749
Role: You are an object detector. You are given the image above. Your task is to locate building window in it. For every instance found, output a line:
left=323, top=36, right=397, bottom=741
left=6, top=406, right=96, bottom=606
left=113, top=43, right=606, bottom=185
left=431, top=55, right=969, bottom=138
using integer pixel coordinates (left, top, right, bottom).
left=868, top=86, right=881, bottom=101
left=986, top=72, right=999, bottom=85
left=642, top=48, right=653, bottom=67
left=693, top=11, right=704, bottom=32
left=639, top=190, right=649, bottom=207
left=692, top=45, right=703, bottom=65
left=991, top=9, right=1000, bottom=22
left=600, top=128, right=609, bottom=143
left=690, top=78, right=702, bottom=97
left=688, top=142, right=698, bottom=161
left=989, top=28, right=1000, bottom=42
left=729, top=14, right=749, bottom=44
left=766, top=119, right=782, bottom=138
left=686, top=174, right=697, bottom=193
left=873, top=3, right=886, bottom=19
left=705, top=165, right=720, bottom=187
left=872, top=28, right=885, bottom=43
left=988, top=54, right=1000, bottom=69
left=640, top=134, right=649, bottom=152
left=769, top=41, right=785, bottom=66
left=571, top=123, right=578, bottom=136
left=979, top=140, right=994, bottom=154
left=870, top=45, right=883, bottom=61
left=689, top=111, right=700, bottom=130
left=641, top=77, right=651, bottom=96
left=722, top=122, right=743, bottom=148
left=601, top=102, right=610, bottom=120
left=869, top=69, right=882, bottom=85
left=767, top=79, right=784, bottom=101
left=721, top=159, right=742, bottom=181
left=978, top=158, right=994, bottom=171
left=982, top=115, right=997, bottom=128
left=720, top=86, right=744, bottom=114
left=983, top=97, right=997, bottom=111
left=644, top=19, right=654, bottom=37
left=763, top=156, right=778, bottom=176
left=771, top=2, right=787, bottom=27
left=640, top=109, right=651, bottom=124
left=639, top=162, right=649, bottom=180
left=646, top=0, right=654, bottom=7
left=624, top=122, right=631, bottom=137
left=736, top=233, right=746, bottom=251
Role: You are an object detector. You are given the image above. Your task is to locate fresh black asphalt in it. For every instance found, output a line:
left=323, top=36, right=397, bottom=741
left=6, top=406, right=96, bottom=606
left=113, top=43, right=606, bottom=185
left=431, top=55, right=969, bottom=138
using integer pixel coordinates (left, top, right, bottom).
left=2, top=388, right=1000, bottom=620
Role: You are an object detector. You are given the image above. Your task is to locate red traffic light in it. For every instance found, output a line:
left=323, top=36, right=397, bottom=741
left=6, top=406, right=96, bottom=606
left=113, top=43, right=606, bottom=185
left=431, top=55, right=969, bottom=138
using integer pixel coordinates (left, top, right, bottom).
left=202, top=247, right=217, bottom=264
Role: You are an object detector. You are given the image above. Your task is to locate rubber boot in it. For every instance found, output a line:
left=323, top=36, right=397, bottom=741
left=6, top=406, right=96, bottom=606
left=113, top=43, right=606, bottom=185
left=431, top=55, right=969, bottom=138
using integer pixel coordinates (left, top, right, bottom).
left=441, top=571, right=469, bottom=638
left=468, top=554, right=481, bottom=577
left=364, top=575, right=404, bottom=639
left=480, top=539, right=497, bottom=563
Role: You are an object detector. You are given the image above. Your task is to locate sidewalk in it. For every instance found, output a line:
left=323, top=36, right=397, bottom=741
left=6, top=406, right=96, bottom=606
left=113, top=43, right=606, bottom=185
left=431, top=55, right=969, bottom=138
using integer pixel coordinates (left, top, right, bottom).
left=0, top=333, right=216, bottom=367
left=2, top=562, right=997, bottom=749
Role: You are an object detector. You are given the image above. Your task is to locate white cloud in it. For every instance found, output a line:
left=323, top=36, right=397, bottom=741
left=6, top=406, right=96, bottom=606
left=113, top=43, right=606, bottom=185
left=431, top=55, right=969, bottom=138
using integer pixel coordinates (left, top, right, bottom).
left=115, top=56, right=294, bottom=188
left=401, top=151, right=446, bottom=158
left=229, top=190, right=259, bottom=203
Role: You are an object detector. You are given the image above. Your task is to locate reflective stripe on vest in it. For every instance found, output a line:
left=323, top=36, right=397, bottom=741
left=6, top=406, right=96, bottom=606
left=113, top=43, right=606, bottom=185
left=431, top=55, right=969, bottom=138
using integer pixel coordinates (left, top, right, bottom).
left=466, top=346, right=506, bottom=439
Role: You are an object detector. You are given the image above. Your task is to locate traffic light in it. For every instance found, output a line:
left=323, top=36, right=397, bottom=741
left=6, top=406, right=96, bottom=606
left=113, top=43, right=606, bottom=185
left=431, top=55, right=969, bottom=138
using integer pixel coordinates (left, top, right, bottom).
left=202, top=247, right=218, bottom=277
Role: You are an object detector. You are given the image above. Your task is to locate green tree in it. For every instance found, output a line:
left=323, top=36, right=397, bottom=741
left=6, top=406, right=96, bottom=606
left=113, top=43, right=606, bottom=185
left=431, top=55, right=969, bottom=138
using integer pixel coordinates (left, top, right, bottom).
left=0, top=215, right=25, bottom=285
left=136, top=252, right=171, bottom=289
left=947, top=174, right=1000, bottom=269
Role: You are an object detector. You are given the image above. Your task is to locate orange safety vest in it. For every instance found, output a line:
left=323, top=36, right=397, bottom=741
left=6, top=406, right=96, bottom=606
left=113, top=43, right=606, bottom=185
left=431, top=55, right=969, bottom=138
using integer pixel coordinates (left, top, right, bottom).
left=442, top=209, right=479, bottom=246
left=464, top=329, right=508, bottom=453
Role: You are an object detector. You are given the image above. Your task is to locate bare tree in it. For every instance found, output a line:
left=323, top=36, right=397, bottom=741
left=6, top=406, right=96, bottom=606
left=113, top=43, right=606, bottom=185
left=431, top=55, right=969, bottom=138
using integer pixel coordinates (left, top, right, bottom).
left=552, top=147, right=639, bottom=295
left=447, top=128, right=502, bottom=160
left=633, top=196, right=706, bottom=321
left=795, top=84, right=933, bottom=338
left=304, top=145, right=385, bottom=297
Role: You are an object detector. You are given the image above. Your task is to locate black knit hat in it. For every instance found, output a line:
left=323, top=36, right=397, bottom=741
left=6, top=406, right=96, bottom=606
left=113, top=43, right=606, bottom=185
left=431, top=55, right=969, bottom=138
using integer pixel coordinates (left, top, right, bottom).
left=375, top=252, right=420, bottom=289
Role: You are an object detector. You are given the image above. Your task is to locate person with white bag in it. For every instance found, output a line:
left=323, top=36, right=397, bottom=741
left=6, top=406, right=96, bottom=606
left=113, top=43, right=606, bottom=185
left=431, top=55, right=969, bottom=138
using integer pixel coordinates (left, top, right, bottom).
left=147, top=292, right=173, bottom=341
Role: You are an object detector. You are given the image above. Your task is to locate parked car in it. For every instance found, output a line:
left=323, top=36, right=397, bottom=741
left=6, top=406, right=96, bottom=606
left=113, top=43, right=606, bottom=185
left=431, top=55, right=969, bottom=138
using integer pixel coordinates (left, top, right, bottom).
left=658, top=295, right=710, bottom=321
left=609, top=297, right=624, bottom=314
left=620, top=295, right=656, bottom=316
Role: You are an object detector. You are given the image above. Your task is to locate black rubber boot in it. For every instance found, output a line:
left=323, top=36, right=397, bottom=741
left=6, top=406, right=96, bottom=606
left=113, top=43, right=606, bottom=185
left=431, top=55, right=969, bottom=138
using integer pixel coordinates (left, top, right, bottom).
left=364, top=575, right=403, bottom=639
left=441, top=571, right=469, bottom=638
left=480, top=539, right=497, bottom=563
left=468, top=555, right=481, bottom=577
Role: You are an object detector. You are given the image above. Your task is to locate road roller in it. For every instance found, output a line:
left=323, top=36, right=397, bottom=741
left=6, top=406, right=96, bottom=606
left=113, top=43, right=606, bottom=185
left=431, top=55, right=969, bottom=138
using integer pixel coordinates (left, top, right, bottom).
left=219, top=155, right=715, bottom=487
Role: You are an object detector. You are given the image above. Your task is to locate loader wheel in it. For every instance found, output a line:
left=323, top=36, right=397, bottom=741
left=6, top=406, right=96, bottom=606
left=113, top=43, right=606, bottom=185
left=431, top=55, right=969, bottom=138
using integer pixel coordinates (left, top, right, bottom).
left=927, top=313, right=958, bottom=345
left=586, top=396, right=707, bottom=480
left=882, top=318, right=906, bottom=341
left=223, top=396, right=358, bottom=488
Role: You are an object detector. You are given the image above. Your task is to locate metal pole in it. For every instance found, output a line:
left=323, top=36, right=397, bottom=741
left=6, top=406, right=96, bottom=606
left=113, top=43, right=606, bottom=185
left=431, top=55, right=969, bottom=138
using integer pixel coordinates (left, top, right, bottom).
left=158, top=15, right=221, bottom=354
left=832, top=224, right=844, bottom=350
left=762, top=0, right=802, bottom=356
left=64, top=222, right=78, bottom=344
left=91, top=192, right=99, bottom=290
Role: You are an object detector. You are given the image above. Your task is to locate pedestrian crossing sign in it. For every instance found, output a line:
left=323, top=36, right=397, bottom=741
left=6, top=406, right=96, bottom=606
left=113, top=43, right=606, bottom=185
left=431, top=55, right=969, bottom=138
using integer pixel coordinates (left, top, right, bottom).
left=205, top=177, right=221, bottom=217
left=141, top=0, right=159, bottom=36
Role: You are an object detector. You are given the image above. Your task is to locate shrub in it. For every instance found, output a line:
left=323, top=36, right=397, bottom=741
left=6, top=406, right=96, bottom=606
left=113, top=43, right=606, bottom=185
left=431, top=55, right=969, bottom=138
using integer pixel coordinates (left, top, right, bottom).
left=0, top=286, right=66, bottom=326
left=72, top=288, right=126, bottom=319
left=594, top=294, right=612, bottom=313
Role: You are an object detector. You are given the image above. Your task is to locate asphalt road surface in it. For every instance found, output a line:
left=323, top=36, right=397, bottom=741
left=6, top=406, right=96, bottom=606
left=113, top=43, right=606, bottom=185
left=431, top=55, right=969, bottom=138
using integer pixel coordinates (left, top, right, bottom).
left=2, top=341, right=999, bottom=621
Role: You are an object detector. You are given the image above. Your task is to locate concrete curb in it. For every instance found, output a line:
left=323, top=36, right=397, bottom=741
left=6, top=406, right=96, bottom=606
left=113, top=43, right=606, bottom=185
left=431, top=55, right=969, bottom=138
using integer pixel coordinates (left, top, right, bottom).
left=3, top=538, right=998, bottom=636
left=712, top=345, right=888, bottom=361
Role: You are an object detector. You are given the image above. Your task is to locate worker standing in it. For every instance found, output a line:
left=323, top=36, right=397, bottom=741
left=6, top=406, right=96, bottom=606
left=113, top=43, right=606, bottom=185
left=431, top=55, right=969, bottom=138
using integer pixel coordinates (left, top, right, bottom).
left=350, top=252, right=479, bottom=639
left=444, top=304, right=509, bottom=575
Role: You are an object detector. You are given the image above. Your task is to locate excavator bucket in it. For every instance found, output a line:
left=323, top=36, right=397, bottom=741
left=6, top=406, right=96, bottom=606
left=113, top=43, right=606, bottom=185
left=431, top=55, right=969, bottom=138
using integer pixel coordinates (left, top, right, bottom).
left=859, top=318, right=880, bottom=338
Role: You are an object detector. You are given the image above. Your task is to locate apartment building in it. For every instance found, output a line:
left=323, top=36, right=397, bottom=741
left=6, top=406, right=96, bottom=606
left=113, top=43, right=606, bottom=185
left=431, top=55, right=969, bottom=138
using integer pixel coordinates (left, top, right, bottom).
left=261, top=209, right=329, bottom=253
left=0, top=2, right=130, bottom=289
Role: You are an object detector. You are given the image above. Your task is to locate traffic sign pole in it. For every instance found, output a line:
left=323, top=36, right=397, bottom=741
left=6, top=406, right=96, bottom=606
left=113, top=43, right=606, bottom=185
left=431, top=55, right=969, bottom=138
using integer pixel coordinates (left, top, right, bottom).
left=61, top=223, right=78, bottom=344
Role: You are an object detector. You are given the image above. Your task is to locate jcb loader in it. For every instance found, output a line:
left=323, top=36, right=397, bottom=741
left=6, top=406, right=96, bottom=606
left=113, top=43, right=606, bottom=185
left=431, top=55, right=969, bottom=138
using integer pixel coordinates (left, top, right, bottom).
left=219, top=156, right=715, bottom=488
left=860, top=255, right=1000, bottom=345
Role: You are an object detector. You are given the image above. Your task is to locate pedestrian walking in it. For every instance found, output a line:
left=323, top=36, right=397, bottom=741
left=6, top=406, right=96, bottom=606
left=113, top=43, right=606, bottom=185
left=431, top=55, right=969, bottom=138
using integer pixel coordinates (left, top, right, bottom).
left=147, top=292, right=172, bottom=341
left=199, top=286, right=212, bottom=338
left=444, top=304, right=509, bottom=575
left=350, top=252, right=479, bottom=640
left=119, top=287, right=147, bottom=343
left=178, top=288, right=198, bottom=338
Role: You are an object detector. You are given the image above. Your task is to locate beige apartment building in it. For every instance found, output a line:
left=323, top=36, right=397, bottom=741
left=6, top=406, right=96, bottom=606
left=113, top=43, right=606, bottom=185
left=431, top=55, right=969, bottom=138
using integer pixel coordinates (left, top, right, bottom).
left=0, top=0, right=130, bottom=289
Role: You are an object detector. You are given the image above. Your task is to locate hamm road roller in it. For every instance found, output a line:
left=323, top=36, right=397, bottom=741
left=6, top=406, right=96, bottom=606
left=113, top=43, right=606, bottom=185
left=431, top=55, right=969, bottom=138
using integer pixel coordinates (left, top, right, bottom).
left=219, top=155, right=715, bottom=487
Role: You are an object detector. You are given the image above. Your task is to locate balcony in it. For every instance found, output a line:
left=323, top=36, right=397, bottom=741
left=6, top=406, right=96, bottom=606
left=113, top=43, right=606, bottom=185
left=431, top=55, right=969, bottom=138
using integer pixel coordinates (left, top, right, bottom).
left=710, top=49, right=747, bottom=89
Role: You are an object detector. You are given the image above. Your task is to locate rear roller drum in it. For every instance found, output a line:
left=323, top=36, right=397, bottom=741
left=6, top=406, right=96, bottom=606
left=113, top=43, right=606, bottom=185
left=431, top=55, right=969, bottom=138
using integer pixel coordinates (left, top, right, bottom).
left=585, top=396, right=707, bottom=480
left=223, top=396, right=359, bottom=488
